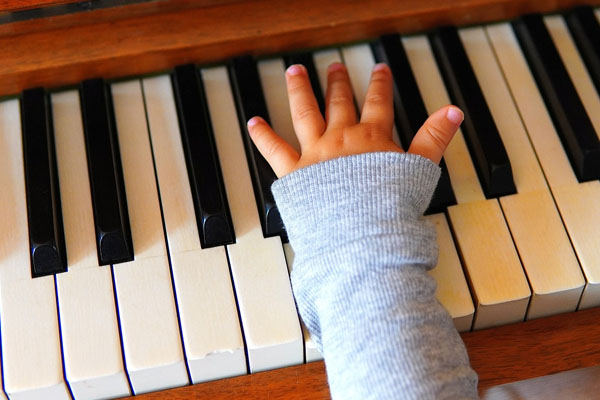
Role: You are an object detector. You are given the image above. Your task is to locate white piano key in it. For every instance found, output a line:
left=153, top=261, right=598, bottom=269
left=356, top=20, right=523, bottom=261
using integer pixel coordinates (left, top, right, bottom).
left=487, top=23, right=600, bottom=309
left=203, top=65, right=303, bottom=372
left=458, top=26, right=584, bottom=320
left=258, top=58, right=300, bottom=153
left=142, top=75, right=246, bottom=383
left=0, top=99, right=65, bottom=399
left=313, top=48, right=343, bottom=95
left=282, top=243, right=322, bottom=362
left=52, top=90, right=130, bottom=399
left=341, top=43, right=401, bottom=145
left=258, top=57, right=325, bottom=363
left=340, top=44, right=374, bottom=109
left=403, top=35, right=530, bottom=329
left=340, top=42, right=474, bottom=330
left=110, top=80, right=188, bottom=393
left=426, top=214, right=474, bottom=332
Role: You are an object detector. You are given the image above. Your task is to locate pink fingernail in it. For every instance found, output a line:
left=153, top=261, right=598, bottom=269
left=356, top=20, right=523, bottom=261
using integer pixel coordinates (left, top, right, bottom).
left=327, top=62, right=345, bottom=73
left=286, top=64, right=305, bottom=76
left=446, top=107, right=464, bottom=125
left=247, top=116, right=263, bottom=128
left=373, top=63, right=388, bottom=72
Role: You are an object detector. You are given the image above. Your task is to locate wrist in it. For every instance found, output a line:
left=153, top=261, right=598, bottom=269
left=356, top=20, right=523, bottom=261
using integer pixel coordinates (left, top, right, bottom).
left=271, top=151, right=441, bottom=259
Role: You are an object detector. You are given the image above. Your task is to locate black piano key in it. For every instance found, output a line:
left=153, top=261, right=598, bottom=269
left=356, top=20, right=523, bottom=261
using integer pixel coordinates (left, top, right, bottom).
left=80, top=79, right=134, bottom=265
left=172, top=64, right=235, bottom=248
left=21, top=88, right=67, bottom=277
left=565, top=6, right=600, bottom=98
left=284, top=52, right=326, bottom=116
left=228, top=56, right=286, bottom=240
left=371, top=35, right=456, bottom=214
left=430, top=26, right=517, bottom=198
left=513, top=14, right=600, bottom=182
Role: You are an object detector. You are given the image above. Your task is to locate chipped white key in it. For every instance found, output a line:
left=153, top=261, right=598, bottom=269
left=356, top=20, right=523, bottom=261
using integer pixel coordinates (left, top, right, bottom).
left=142, top=75, right=246, bottom=383
left=259, top=53, right=348, bottom=362
left=203, top=66, right=304, bottom=372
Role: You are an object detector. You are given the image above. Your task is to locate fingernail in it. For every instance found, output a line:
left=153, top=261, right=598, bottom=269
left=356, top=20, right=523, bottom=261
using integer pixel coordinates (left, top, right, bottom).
left=446, top=107, right=464, bottom=125
left=373, top=63, right=388, bottom=72
left=327, top=62, right=345, bottom=73
left=247, top=116, right=263, bottom=128
left=286, top=64, right=305, bottom=76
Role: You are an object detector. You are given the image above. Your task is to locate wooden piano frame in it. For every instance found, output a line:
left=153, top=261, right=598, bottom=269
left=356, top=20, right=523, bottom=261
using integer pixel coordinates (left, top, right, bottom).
left=3, top=0, right=600, bottom=398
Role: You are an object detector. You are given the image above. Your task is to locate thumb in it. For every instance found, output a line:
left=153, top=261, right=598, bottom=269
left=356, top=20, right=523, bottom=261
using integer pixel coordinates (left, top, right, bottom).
left=408, top=105, right=463, bottom=164
left=247, top=116, right=300, bottom=177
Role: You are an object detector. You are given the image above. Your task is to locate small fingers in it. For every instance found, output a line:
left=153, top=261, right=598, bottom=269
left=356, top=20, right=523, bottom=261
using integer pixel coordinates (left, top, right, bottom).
left=247, top=117, right=300, bottom=177
left=408, top=106, right=463, bottom=164
left=286, top=64, right=326, bottom=147
left=325, top=63, right=358, bottom=128
left=360, top=63, right=394, bottom=134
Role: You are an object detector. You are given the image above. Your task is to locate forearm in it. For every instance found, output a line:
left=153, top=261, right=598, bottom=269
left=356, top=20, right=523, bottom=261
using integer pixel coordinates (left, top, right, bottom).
left=272, top=152, right=478, bottom=399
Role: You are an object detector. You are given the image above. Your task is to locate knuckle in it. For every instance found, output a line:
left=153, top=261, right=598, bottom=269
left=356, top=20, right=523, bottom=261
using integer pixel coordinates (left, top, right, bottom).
left=328, top=94, right=353, bottom=108
left=424, top=124, right=450, bottom=151
left=264, top=138, right=284, bottom=158
left=363, top=123, right=384, bottom=138
left=294, top=103, right=318, bottom=121
left=365, top=92, right=388, bottom=105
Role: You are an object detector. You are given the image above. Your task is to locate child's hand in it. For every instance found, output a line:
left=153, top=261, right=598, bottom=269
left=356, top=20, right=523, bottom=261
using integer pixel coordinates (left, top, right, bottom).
left=247, top=62, right=463, bottom=178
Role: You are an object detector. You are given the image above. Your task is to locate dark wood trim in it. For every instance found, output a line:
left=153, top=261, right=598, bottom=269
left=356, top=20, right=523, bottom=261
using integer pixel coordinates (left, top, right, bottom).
left=125, top=307, right=600, bottom=399
left=1, top=0, right=598, bottom=97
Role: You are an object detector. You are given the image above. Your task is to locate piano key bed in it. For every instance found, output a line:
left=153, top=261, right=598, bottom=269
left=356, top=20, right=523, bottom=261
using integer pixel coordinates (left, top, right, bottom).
left=1, top=4, right=600, bottom=399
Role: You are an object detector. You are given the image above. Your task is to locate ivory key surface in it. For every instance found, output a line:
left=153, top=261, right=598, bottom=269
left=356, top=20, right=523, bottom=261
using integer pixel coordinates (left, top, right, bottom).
left=460, top=26, right=584, bottom=320
left=487, top=23, right=600, bottom=309
left=403, top=35, right=530, bottom=329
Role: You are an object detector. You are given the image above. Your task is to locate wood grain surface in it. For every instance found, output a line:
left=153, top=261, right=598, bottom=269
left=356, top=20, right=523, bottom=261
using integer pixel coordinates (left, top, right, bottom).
left=124, top=307, right=600, bottom=399
left=2, top=0, right=600, bottom=98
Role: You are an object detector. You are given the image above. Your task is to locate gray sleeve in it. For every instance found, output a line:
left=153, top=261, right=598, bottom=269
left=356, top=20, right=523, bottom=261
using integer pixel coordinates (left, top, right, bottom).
left=271, top=152, right=479, bottom=400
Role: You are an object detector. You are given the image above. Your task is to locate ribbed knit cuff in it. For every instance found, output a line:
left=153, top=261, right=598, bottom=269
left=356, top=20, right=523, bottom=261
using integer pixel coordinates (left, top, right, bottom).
left=271, top=152, right=441, bottom=260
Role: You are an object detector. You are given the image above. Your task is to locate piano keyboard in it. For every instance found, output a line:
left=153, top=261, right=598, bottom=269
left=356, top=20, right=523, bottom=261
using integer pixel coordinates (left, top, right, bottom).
left=1, top=6, right=600, bottom=399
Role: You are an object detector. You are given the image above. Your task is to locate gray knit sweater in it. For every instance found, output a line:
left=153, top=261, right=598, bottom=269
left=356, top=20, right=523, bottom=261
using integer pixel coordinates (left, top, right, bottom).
left=271, top=152, right=479, bottom=399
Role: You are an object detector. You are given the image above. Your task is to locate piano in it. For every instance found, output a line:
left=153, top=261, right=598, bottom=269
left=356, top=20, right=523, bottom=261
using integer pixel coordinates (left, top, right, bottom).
left=3, top=0, right=600, bottom=398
